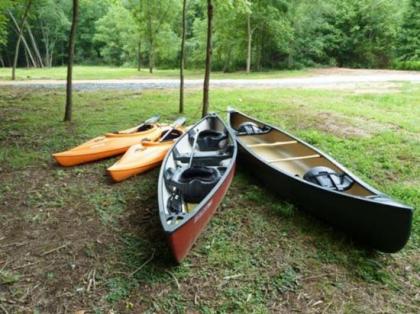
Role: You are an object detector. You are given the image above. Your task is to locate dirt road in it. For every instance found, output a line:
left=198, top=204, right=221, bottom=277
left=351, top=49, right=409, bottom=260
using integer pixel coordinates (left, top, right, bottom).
left=1, top=68, right=419, bottom=91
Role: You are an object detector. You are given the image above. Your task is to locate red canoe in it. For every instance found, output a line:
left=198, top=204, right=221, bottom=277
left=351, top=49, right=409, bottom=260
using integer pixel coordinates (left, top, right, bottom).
left=158, top=113, right=237, bottom=263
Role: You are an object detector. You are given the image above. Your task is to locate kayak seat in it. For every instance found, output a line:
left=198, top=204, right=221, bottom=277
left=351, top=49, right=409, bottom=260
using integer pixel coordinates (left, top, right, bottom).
left=237, top=122, right=271, bottom=136
left=303, top=166, right=354, bottom=192
left=189, top=129, right=228, bottom=151
left=172, top=145, right=234, bottom=166
left=164, top=166, right=222, bottom=203
left=160, top=129, right=183, bottom=141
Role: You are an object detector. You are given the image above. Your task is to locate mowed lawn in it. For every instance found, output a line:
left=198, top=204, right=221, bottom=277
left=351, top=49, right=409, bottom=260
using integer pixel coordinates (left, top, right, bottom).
left=0, top=66, right=309, bottom=81
left=0, top=85, right=418, bottom=313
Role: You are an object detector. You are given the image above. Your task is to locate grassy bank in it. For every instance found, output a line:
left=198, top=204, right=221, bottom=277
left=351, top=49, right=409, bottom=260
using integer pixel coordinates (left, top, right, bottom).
left=0, top=66, right=309, bottom=81
left=0, top=85, right=418, bottom=313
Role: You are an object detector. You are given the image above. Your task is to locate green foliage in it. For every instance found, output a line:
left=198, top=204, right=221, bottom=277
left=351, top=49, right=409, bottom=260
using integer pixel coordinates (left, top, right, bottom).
left=94, top=3, right=139, bottom=65
left=75, top=0, right=112, bottom=64
left=392, top=60, right=420, bottom=71
left=126, top=0, right=181, bottom=70
left=0, top=0, right=418, bottom=69
left=396, top=0, right=420, bottom=61
left=322, top=0, right=403, bottom=68
left=0, top=0, right=13, bottom=47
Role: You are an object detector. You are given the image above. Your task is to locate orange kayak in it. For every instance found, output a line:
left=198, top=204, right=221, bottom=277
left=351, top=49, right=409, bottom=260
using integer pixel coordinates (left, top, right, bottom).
left=108, top=128, right=185, bottom=182
left=53, top=116, right=164, bottom=166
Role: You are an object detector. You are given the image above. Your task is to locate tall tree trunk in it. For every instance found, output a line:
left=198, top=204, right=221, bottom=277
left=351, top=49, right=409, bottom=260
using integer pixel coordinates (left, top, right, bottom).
left=246, top=14, right=252, bottom=73
left=0, top=55, right=4, bottom=67
left=202, top=0, right=213, bottom=117
left=25, top=22, right=44, bottom=68
left=223, top=49, right=232, bottom=73
left=19, top=33, right=37, bottom=67
left=10, top=1, right=33, bottom=79
left=64, top=0, right=79, bottom=122
left=147, top=3, right=154, bottom=74
left=40, top=22, right=50, bottom=66
left=9, top=11, right=37, bottom=67
left=24, top=48, right=29, bottom=68
left=137, top=40, right=141, bottom=71
left=179, top=0, right=187, bottom=114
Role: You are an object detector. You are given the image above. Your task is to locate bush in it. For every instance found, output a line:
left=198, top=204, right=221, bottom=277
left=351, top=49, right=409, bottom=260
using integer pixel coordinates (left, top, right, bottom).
left=392, top=60, right=420, bottom=71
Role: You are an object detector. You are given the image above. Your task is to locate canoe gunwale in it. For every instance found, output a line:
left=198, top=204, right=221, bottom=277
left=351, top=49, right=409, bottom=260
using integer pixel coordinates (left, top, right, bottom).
left=227, top=109, right=413, bottom=252
left=227, top=109, right=412, bottom=211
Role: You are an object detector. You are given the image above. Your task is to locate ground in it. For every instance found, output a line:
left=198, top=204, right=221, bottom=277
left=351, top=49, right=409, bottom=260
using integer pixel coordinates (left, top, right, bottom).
left=1, top=67, right=419, bottom=93
left=0, top=66, right=309, bottom=80
left=0, top=75, right=419, bottom=313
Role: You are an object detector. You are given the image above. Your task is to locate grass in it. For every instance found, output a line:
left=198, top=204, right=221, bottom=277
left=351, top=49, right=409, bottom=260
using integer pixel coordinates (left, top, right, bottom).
left=0, top=84, right=418, bottom=313
left=0, top=65, right=310, bottom=81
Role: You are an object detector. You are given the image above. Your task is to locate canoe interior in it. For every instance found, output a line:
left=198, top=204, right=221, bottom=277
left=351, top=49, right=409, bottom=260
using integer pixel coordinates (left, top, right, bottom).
left=160, top=115, right=235, bottom=232
left=230, top=112, right=374, bottom=198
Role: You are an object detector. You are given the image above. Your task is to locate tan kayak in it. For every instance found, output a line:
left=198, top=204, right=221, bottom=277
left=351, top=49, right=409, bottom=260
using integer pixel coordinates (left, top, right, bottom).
left=108, top=117, right=186, bottom=182
left=53, top=116, right=162, bottom=166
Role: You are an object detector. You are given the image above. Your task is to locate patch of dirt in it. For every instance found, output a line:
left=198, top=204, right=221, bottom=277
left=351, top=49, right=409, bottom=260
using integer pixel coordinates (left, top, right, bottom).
left=279, top=110, right=382, bottom=138
left=0, top=169, right=117, bottom=313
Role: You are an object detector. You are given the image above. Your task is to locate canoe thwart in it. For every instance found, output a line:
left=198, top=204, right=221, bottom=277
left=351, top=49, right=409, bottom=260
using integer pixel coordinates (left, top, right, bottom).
left=267, top=154, right=321, bottom=163
left=247, top=140, right=298, bottom=148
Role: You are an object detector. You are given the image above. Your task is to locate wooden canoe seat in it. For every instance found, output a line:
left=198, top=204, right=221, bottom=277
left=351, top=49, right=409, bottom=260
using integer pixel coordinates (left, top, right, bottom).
left=267, top=154, right=321, bottom=163
left=248, top=140, right=297, bottom=148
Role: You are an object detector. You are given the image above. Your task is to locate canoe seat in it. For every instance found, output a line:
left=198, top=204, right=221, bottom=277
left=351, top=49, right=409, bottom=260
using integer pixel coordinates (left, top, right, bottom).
left=188, top=129, right=228, bottom=151
left=165, top=166, right=222, bottom=204
left=173, top=145, right=234, bottom=166
left=303, top=166, right=354, bottom=192
left=236, top=122, right=271, bottom=136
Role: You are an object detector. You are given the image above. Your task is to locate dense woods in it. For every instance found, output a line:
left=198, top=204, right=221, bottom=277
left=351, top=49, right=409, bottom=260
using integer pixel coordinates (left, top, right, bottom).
left=0, top=0, right=419, bottom=71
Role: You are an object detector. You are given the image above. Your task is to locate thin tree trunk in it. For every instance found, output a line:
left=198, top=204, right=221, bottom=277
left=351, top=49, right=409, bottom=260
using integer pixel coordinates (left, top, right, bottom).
left=202, top=0, right=213, bottom=117
left=64, top=0, right=79, bottom=122
left=25, top=22, right=44, bottom=68
left=24, top=48, right=29, bottom=68
left=223, top=49, right=232, bottom=73
left=20, top=34, right=37, bottom=67
left=147, top=2, right=154, bottom=74
left=0, top=55, right=4, bottom=67
left=9, top=11, right=35, bottom=64
left=9, top=3, right=34, bottom=78
left=179, top=0, right=187, bottom=114
left=137, top=40, right=141, bottom=71
left=40, top=22, right=50, bottom=66
left=246, top=14, right=252, bottom=73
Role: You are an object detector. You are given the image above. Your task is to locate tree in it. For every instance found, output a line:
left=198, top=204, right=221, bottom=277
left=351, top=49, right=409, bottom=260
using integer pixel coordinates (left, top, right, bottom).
left=128, top=0, right=180, bottom=73
left=35, top=0, right=70, bottom=67
left=0, top=0, right=13, bottom=48
left=179, top=0, right=187, bottom=113
left=64, top=0, right=79, bottom=122
left=397, top=0, right=420, bottom=61
left=94, top=4, right=139, bottom=65
left=202, top=0, right=213, bottom=117
left=75, top=0, right=110, bottom=63
left=11, top=0, right=33, bottom=80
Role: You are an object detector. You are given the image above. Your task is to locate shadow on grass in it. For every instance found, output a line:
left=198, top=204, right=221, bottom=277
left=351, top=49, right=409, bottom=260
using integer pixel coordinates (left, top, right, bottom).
left=235, top=164, right=398, bottom=287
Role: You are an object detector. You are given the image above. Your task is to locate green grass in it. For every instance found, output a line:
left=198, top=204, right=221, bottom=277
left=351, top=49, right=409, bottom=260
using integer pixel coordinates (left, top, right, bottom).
left=0, top=85, right=418, bottom=313
left=0, top=65, right=309, bottom=80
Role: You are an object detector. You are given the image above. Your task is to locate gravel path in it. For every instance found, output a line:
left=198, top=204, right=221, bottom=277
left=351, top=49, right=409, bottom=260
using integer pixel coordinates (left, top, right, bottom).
left=1, top=69, right=419, bottom=91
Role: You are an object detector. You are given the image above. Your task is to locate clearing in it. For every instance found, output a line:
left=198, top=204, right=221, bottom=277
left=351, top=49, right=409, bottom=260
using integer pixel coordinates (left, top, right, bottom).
left=0, top=84, right=419, bottom=313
